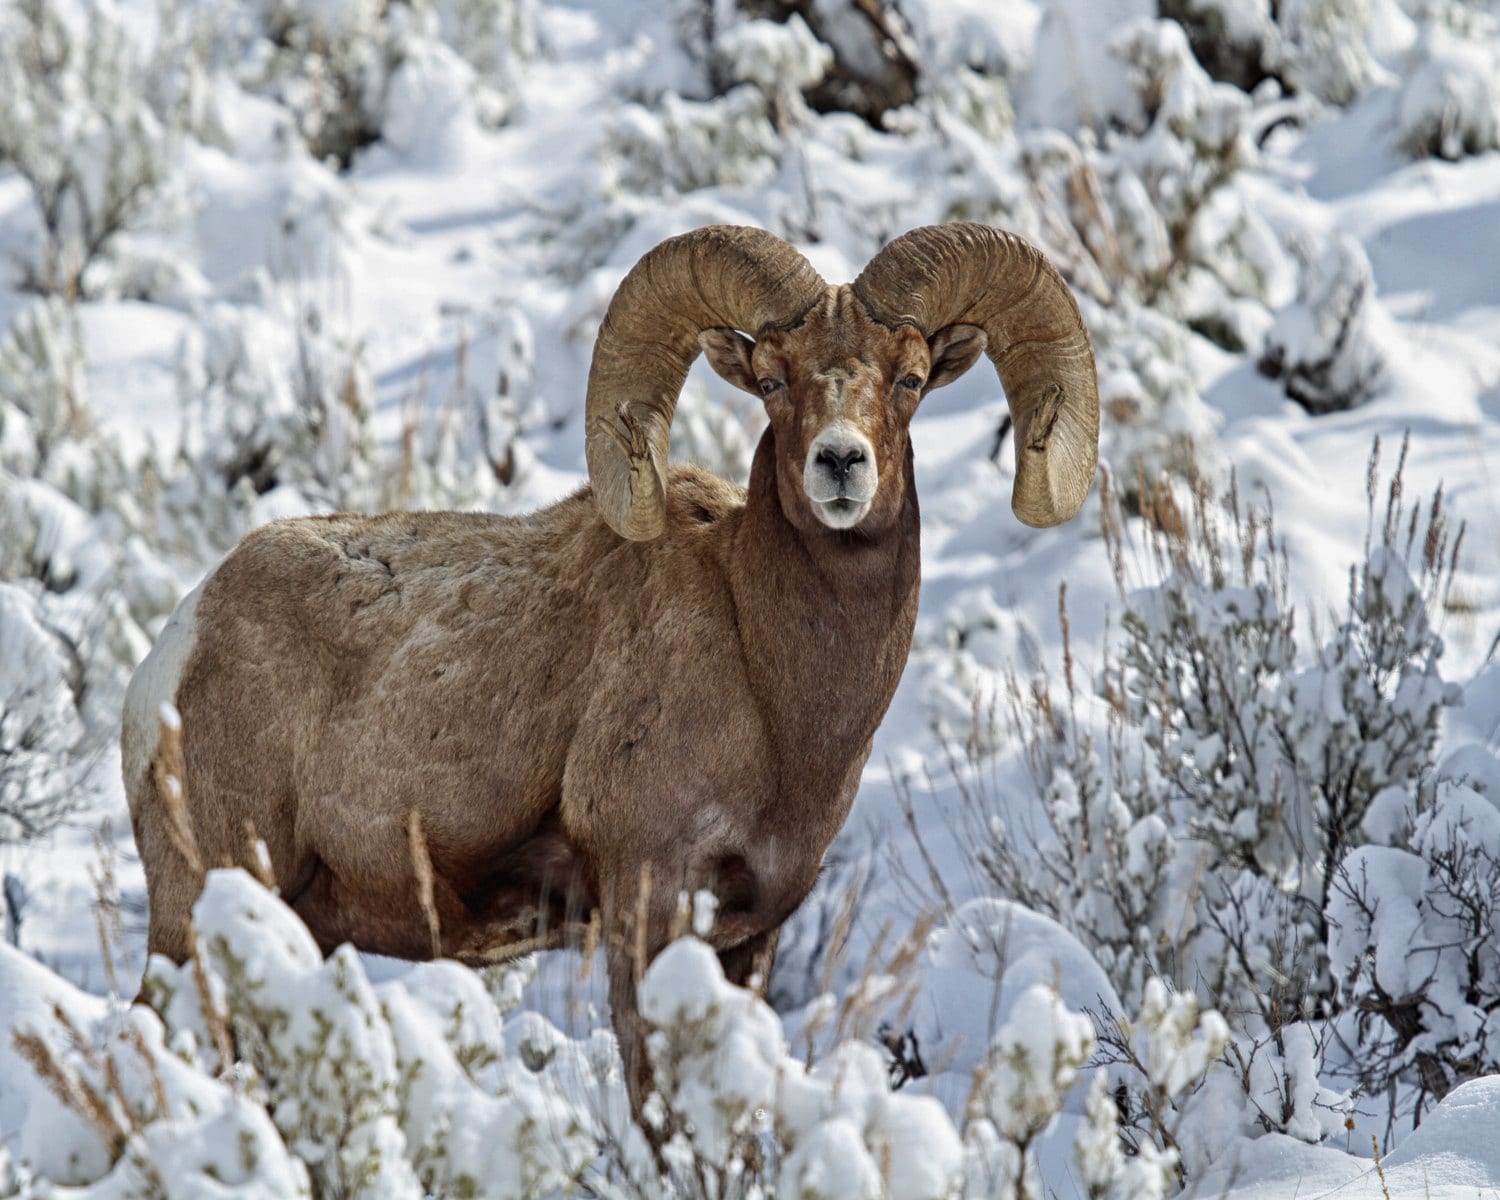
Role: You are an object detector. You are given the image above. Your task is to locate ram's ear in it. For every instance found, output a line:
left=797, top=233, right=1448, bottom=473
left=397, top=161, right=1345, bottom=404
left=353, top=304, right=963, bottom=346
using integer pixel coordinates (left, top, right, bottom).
left=698, top=329, right=759, bottom=396
left=926, top=325, right=987, bottom=392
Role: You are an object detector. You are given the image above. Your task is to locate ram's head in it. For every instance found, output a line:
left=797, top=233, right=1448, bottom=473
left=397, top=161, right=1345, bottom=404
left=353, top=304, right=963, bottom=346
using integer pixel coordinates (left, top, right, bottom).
left=585, top=224, right=1100, bottom=539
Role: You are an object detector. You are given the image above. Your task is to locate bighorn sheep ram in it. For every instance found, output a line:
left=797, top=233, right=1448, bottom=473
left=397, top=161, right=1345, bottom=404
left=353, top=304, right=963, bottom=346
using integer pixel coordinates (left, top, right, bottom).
left=123, top=222, right=1098, bottom=1110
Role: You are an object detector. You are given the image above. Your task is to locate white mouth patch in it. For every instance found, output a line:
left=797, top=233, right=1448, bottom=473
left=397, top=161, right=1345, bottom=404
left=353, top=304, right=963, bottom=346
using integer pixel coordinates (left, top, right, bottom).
left=804, top=421, right=877, bottom=529
left=813, top=496, right=871, bottom=529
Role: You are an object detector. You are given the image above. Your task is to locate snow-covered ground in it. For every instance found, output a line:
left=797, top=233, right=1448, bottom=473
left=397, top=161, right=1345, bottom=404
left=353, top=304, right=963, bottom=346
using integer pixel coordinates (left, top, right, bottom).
left=3, top=0, right=1500, bottom=1194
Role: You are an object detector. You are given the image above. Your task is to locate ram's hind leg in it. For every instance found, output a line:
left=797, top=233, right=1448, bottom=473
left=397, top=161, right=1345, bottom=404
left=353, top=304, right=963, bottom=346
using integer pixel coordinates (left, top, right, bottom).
left=127, top=768, right=199, bottom=969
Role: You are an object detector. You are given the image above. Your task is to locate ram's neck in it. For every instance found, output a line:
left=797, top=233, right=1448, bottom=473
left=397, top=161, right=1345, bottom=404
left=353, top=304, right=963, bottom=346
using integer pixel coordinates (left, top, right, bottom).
left=730, top=430, right=921, bottom=811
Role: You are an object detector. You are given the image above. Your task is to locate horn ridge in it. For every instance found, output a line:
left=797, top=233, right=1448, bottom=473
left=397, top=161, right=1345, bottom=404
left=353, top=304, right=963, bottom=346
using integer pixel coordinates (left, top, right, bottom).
left=852, top=223, right=1098, bottom=528
left=585, top=226, right=827, bottom=540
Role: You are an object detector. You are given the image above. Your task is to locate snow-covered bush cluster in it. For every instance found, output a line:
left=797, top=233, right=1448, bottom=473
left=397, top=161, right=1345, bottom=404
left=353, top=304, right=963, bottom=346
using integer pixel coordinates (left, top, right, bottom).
left=1259, top=236, right=1389, bottom=415
left=1398, top=8, right=1500, bottom=160
left=3, top=0, right=1500, bottom=1193
left=0, top=0, right=183, bottom=299
left=962, top=440, right=1499, bottom=1139
left=185, top=0, right=527, bottom=167
left=2, top=869, right=1233, bottom=1198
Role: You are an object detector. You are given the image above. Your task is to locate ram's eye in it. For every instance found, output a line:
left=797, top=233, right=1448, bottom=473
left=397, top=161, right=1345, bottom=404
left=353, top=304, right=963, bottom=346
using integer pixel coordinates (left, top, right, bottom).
left=900, top=374, right=924, bottom=391
left=758, top=378, right=784, bottom=397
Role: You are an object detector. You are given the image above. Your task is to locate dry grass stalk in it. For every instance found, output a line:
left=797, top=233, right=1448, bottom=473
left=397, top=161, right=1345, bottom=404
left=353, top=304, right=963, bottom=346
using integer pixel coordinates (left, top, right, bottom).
left=13, top=1003, right=174, bottom=1187
left=127, top=1023, right=171, bottom=1121
left=896, top=783, right=959, bottom=917
left=816, top=873, right=864, bottom=999
left=13, top=1026, right=128, bottom=1158
left=404, top=809, right=443, bottom=960
left=88, top=823, right=125, bottom=999
left=152, top=706, right=203, bottom=880
left=242, top=819, right=278, bottom=891
left=667, top=889, right=696, bottom=944
left=826, top=911, right=935, bottom=1052
left=1058, top=581, right=1075, bottom=703
left=189, top=927, right=235, bottom=1077
left=1371, top=1134, right=1393, bottom=1200
left=632, top=863, right=653, bottom=987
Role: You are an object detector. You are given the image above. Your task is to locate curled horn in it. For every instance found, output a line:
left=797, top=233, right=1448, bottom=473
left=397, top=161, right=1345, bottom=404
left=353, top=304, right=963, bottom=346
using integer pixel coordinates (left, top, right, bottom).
left=852, top=224, right=1099, bottom=528
left=585, top=226, right=828, bottom=541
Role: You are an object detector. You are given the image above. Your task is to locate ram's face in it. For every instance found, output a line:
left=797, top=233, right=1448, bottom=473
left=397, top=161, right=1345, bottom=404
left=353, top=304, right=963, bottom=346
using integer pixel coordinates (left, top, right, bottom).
left=700, top=288, right=986, bottom=535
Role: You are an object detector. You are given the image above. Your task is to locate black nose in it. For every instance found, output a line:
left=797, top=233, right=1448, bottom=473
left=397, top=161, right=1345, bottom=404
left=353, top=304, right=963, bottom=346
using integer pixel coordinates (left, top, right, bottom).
left=816, top=446, right=866, bottom=483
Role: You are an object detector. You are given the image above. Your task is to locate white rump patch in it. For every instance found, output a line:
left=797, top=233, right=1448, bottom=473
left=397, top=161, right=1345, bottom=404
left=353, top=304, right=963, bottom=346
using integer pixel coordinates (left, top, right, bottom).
left=121, top=578, right=205, bottom=801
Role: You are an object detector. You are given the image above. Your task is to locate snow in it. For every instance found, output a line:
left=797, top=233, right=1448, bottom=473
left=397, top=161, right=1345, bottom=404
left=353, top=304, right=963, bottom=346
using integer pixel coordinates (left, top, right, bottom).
left=3, top=0, right=1500, bottom=1193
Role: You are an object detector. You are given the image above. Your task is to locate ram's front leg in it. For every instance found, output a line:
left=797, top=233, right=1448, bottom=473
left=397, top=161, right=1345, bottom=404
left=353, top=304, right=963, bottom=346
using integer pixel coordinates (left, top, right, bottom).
left=602, top=865, right=674, bottom=1133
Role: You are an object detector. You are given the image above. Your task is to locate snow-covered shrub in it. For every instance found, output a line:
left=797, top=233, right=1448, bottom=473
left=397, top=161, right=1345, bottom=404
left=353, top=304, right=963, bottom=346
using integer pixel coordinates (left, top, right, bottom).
left=602, top=87, right=785, bottom=198
left=602, top=16, right=831, bottom=203
left=1083, top=979, right=1231, bottom=1191
left=676, top=1, right=915, bottom=127
left=962, top=983, right=1099, bottom=1198
left=1277, top=0, right=1378, bottom=105
left=1397, top=22, right=1500, bottom=161
left=1104, top=20, right=1292, bottom=332
left=3, top=869, right=1220, bottom=1198
left=0, top=871, right=589, bottom=1197
left=0, top=302, right=170, bottom=792
left=0, top=299, right=89, bottom=483
left=359, top=306, right=540, bottom=516
left=1088, top=299, right=1224, bottom=511
left=1329, top=774, right=1500, bottom=1118
left=175, top=299, right=378, bottom=515
left=0, top=0, right=182, bottom=299
left=917, top=585, right=1042, bottom=753
left=430, top=0, right=539, bottom=127
left=0, top=583, right=90, bottom=843
left=225, top=0, right=388, bottom=166
left=0, top=299, right=142, bottom=523
left=942, top=20, right=1290, bottom=358
left=963, top=439, right=1461, bottom=1143
left=138, top=871, right=597, bottom=1198
left=201, top=0, right=484, bottom=167
left=377, top=17, right=482, bottom=165
left=1157, top=0, right=1278, bottom=92
left=1259, top=235, right=1387, bottom=414
left=1161, top=0, right=1378, bottom=105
